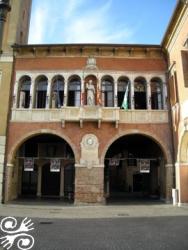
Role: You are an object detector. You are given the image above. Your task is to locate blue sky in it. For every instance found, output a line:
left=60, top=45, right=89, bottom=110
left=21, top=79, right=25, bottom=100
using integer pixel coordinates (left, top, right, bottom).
left=28, top=0, right=177, bottom=45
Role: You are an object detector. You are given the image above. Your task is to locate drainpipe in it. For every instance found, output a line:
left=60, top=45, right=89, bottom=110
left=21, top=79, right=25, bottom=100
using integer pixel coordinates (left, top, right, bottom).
left=0, top=0, right=11, bottom=53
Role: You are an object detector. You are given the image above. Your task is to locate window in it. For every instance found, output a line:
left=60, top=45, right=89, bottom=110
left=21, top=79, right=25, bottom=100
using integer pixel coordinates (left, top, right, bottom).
left=68, top=77, right=81, bottom=106
left=35, top=76, right=48, bottom=108
left=181, top=51, right=188, bottom=87
left=134, top=78, right=147, bottom=109
left=151, top=79, right=163, bottom=110
left=118, top=78, right=130, bottom=108
left=51, top=76, right=64, bottom=108
left=18, top=76, right=31, bottom=108
left=102, top=78, right=114, bottom=107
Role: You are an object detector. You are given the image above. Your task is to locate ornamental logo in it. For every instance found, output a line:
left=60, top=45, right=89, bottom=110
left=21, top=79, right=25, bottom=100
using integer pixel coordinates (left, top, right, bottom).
left=0, top=217, right=35, bottom=250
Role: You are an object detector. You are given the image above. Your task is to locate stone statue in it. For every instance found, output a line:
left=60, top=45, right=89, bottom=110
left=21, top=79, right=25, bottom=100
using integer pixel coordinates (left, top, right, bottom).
left=86, top=80, right=95, bottom=106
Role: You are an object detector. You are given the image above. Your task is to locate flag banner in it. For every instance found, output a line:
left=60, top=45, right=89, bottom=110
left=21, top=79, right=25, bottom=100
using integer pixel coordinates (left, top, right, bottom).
left=50, top=159, right=61, bottom=172
left=138, top=159, right=150, bottom=173
left=121, top=83, right=129, bottom=109
left=24, top=158, right=34, bottom=172
left=109, top=158, right=120, bottom=166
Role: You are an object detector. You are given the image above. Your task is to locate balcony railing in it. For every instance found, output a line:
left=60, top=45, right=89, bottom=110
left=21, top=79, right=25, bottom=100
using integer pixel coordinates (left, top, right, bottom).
left=11, top=107, right=169, bottom=128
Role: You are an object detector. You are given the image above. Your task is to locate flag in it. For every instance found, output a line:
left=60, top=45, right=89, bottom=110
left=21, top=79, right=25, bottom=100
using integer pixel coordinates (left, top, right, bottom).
left=121, top=83, right=129, bottom=109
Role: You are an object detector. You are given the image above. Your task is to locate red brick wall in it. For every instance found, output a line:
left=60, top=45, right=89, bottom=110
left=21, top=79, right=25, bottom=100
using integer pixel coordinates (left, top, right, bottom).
left=7, top=122, right=172, bottom=163
left=15, top=57, right=167, bottom=72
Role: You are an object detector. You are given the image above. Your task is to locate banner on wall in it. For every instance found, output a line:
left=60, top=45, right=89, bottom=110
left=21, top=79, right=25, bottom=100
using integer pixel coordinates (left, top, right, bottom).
left=138, top=159, right=150, bottom=173
left=24, top=158, right=34, bottom=172
left=109, top=158, right=120, bottom=167
left=50, top=159, right=61, bottom=172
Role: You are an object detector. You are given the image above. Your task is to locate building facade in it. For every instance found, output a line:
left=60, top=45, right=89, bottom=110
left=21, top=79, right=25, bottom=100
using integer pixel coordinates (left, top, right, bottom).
left=163, top=1, right=188, bottom=205
left=0, top=0, right=32, bottom=202
left=4, top=43, right=174, bottom=204
left=1, top=0, right=188, bottom=205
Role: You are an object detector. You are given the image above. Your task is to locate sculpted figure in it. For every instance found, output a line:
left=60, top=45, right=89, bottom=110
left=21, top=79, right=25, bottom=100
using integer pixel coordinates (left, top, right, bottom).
left=86, top=80, right=95, bottom=106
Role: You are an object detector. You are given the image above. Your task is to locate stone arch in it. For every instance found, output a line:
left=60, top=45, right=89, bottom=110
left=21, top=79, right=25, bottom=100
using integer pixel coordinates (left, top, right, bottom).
left=179, top=131, right=188, bottom=163
left=7, top=129, right=79, bottom=165
left=100, top=130, right=172, bottom=164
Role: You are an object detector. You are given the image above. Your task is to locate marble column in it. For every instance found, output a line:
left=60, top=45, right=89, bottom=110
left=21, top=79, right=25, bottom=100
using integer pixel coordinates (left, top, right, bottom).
left=147, top=81, right=151, bottom=110
left=114, top=79, right=118, bottom=107
left=63, top=78, right=68, bottom=107
left=46, top=77, right=52, bottom=109
left=29, top=77, right=35, bottom=109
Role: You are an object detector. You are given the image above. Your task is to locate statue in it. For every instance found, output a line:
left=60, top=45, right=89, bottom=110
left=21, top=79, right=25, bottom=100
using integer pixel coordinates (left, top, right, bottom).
left=86, top=80, right=95, bottom=106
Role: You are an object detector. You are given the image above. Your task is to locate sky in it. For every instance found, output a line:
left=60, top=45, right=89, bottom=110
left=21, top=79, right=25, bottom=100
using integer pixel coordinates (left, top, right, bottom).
left=28, top=0, right=177, bottom=45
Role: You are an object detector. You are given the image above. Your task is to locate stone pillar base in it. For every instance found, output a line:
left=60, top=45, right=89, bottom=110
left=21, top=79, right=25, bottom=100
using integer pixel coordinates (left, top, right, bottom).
left=74, top=165, right=105, bottom=204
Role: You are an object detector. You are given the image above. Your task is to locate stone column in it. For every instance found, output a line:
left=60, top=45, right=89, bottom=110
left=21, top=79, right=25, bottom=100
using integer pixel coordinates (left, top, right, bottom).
left=46, top=76, right=52, bottom=109
left=74, top=134, right=105, bottom=204
left=130, top=79, right=134, bottom=109
left=13, top=80, right=19, bottom=108
left=163, top=83, right=167, bottom=110
left=37, top=165, right=42, bottom=198
left=63, top=77, right=68, bottom=107
left=81, top=78, right=85, bottom=106
left=114, top=78, right=118, bottom=107
left=147, top=81, right=151, bottom=110
left=29, top=76, right=35, bottom=108
left=165, top=163, right=174, bottom=202
left=60, top=167, right=64, bottom=198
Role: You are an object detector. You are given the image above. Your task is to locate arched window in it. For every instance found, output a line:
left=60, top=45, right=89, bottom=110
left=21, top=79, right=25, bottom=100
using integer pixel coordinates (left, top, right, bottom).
left=118, top=77, right=130, bottom=108
left=68, top=77, right=81, bottom=107
left=134, top=77, right=147, bottom=109
left=101, top=77, right=114, bottom=107
left=51, top=76, right=64, bottom=108
left=18, top=76, right=31, bottom=108
left=35, top=76, right=48, bottom=108
left=151, top=78, right=163, bottom=110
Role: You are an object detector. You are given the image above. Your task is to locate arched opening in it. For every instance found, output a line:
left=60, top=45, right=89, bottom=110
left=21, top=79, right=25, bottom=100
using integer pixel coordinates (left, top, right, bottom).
left=18, top=76, right=31, bottom=108
left=13, top=134, right=75, bottom=201
left=67, top=76, right=81, bottom=106
left=51, top=75, right=64, bottom=108
left=101, top=76, right=114, bottom=107
left=117, top=77, right=130, bottom=108
left=35, top=76, right=48, bottom=108
left=104, top=134, right=166, bottom=202
left=151, top=78, right=163, bottom=110
left=134, top=77, right=147, bottom=109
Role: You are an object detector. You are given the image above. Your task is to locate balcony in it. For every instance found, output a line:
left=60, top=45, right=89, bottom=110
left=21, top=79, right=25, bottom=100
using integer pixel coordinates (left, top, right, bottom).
left=11, top=107, right=169, bottom=128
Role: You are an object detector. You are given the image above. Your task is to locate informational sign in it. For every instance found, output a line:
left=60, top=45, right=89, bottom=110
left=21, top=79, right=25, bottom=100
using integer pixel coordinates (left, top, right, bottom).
left=109, top=158, right=120, bottom=166
left=139, top=159, right=150, bottom=173
left=24, top=158, right=34, bottom=172
left=50, top=159, right=61, bottom=172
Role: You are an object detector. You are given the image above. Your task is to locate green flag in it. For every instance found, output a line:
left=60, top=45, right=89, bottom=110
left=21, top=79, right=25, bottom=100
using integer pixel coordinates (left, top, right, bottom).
left=121, top=83, right=129, bottom=109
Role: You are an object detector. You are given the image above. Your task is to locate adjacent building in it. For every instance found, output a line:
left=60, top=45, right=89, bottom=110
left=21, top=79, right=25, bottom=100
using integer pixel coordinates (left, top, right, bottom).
left=0, top=0, right=32, bottom=202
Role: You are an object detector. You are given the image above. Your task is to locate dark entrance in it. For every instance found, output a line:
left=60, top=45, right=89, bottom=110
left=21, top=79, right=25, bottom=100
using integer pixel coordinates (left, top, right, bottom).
left=17, top=133, right=75, bottom=201
left=41, top=164, right=60, bottom=197
left=134, top=92, right=147, bottom=109
left=21, top=165, right=38, bottom=196
left=104, top=134, right=165, bottom=202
